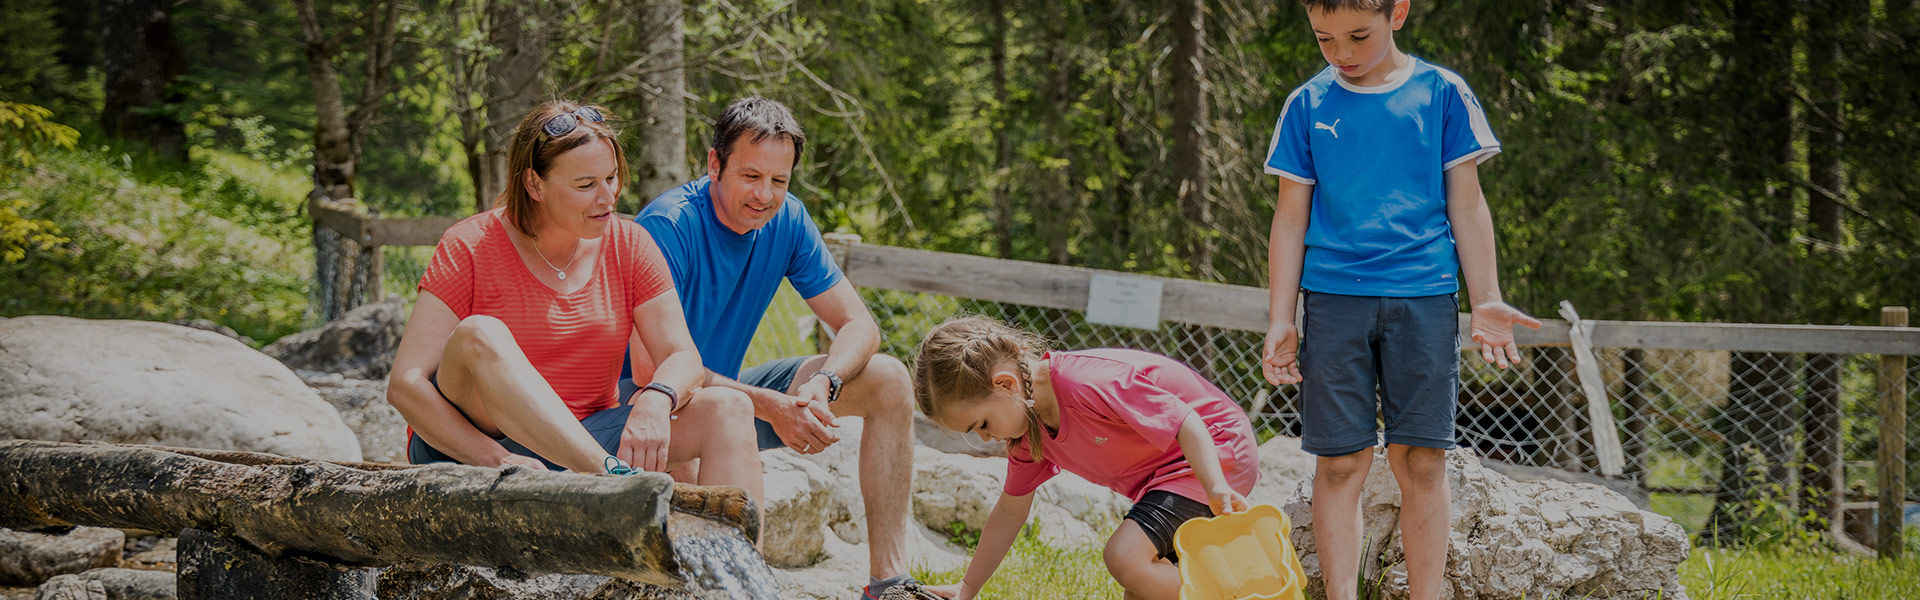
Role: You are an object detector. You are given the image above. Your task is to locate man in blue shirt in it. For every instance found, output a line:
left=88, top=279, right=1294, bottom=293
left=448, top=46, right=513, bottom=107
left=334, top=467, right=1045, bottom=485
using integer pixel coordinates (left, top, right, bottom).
left=624, top=96, right=921, bottom=599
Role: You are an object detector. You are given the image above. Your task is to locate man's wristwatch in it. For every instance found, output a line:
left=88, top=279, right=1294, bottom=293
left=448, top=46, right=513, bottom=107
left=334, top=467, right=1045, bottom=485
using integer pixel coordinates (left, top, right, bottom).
left=642, top=381, right=681, bottom=411
left=809, top=369, right=844, bottom=403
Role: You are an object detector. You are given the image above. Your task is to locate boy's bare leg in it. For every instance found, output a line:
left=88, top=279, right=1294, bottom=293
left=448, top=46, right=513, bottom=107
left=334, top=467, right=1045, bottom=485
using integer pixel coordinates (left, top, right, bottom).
left=1387, top=444, right=1450, bottom=600
left=1313, top=449, right=1374, bottom=600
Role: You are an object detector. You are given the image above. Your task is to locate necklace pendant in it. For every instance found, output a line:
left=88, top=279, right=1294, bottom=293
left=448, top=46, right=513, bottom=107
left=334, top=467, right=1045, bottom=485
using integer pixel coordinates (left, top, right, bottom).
left=556, top=271, right=566, bottom=280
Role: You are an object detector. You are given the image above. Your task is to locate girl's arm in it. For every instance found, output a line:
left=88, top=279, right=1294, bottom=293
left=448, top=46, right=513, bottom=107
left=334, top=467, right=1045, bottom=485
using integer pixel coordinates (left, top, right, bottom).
left=1177, top=412, right=1248, bottom=515
left=939, top=491, right=1036, bottom=600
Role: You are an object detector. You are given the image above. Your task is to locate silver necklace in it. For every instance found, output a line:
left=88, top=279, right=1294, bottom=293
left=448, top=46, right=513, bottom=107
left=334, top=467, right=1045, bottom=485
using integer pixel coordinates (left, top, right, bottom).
left=531, top=239, right=581, bottom=280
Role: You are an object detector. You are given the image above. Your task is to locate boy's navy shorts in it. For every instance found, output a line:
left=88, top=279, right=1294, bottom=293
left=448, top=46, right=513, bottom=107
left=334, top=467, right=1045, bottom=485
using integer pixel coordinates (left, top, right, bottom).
left=1297, top=291, right=1460, bottom=457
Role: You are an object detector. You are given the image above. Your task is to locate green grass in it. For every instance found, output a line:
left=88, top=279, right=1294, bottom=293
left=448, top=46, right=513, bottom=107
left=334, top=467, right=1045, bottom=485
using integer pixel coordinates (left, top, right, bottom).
left=907, top=536, right=1920, bottom=599
left=911, top=531, right=1123, bottom=600
left=1680, top=547, right=1920, bottom=599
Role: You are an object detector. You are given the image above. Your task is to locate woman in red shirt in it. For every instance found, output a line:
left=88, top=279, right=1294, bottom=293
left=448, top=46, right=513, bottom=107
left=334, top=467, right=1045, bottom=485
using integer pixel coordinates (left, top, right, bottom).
left=386, top=101, right=761, bottom=505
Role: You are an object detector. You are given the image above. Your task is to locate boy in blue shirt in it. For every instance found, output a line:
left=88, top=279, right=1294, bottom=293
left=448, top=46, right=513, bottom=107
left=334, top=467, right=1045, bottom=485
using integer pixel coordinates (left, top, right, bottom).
left=1259, top=2, right=1540, bottom=599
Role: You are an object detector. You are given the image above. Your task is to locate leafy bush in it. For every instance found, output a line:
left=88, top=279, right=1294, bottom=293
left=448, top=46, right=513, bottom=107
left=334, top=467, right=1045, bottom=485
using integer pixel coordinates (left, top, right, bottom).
left=0, top=142, right=311, bottom=343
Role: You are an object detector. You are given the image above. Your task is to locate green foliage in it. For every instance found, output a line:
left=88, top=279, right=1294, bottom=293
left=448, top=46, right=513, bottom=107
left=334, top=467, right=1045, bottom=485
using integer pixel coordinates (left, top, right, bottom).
left=0, top=101, right=78, bottom=262
left=944, top=520, right=982, bottom=549
left=0, top=144, right=311, bottom=343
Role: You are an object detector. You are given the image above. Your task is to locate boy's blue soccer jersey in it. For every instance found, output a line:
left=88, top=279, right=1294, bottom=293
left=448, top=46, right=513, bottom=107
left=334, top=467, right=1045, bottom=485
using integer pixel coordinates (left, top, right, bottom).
left=1263, top=57, right=1500, bottom=297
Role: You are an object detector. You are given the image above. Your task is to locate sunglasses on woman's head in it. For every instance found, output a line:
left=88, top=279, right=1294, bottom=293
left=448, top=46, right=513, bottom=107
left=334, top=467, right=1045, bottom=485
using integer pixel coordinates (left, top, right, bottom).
left=542, top=106, right=605, bottom=137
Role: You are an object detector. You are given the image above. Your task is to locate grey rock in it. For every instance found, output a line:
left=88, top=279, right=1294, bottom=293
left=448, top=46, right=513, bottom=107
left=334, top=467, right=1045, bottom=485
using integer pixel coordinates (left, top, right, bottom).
left=374, top=565, right=608, bottom=600
left=0, top=529, right=124, bottom=587
left=0, top=316, right=362, bottom=461
left=164, top=320, right=254, bottom=347
left=263, top=297, right=405, bottom=380
left=297, top=372, right=408, bottom=464
left=757, top=451, right=835, bottom=568
left=1478, top=458, right=1651, bottom=510
left=29, top=577, right=102, bottom=600
left=48, top=570, right=172, bottom=600
left=1249, top=442, right=1691, bottom=600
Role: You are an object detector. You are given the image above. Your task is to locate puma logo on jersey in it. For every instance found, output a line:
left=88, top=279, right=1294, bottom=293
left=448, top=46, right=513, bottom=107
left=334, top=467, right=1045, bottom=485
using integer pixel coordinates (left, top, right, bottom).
left=1315, top=119, right=1341, bottom=138
left=1093, top=436, right=1108, bottom=445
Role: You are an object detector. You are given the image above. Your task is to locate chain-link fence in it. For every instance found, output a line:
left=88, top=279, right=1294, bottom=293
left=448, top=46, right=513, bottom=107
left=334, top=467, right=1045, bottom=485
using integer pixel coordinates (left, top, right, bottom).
left=365, top=233, right=1916, bottom=541
left=740, top=242, right=1920, bottom=542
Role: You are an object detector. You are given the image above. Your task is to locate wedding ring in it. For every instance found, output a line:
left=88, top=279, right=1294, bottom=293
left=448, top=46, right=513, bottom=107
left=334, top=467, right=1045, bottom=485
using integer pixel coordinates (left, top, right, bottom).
left=801, top=444, right=812, bottom=452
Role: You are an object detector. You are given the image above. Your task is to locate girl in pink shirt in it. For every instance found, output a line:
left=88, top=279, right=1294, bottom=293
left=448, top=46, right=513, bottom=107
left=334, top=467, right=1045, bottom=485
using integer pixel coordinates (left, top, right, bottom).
left=913, top=316, right=1259, bottom=600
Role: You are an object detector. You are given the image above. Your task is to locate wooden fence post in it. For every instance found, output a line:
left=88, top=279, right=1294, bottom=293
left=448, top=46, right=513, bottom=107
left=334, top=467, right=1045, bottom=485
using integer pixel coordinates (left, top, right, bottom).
left=1879, top=306, right=1909, bottom=559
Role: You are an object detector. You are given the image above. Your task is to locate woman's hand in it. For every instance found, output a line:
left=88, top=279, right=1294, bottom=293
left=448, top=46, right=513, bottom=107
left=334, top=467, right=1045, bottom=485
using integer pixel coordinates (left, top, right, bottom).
left=617, top=388, right=675, bottom=472
left=498, top=454, right=548, bottom=470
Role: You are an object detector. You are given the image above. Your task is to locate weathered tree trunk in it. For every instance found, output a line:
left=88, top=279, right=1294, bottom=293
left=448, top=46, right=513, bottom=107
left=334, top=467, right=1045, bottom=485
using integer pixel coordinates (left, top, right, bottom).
left=100, top=0, right=187, bottom=162
left=1620, top=348, right=1650, bottom=486
left=0, top=441, right=756, bottom=586
left=1169, top=0, right=1217, bottom=380
left=1707, top=352, right=1800, bottom=545
left=296, top=0, right=399, bottom=321
left=1042, top=8, right=1076, bottom=267
left=1170, top=0, right=1213, bottom=278
left=178, top=528, right=377, bottom=600
left=632, top=0, right=689, bottom=205
left=1706, top=0, right=1799, bottom=545
left=989, top=0, right=1014, bottom=260
left=480, top=0, right=552, bottom=213
left=1800, top=353, right=1844, bottom=533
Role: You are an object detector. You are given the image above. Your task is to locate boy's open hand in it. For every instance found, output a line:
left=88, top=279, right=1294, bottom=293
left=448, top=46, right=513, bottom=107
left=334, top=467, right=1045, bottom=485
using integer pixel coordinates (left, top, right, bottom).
left=1469, top=302, right=1542, bottom=369
left=1262, top=321, right=1303, bottom=385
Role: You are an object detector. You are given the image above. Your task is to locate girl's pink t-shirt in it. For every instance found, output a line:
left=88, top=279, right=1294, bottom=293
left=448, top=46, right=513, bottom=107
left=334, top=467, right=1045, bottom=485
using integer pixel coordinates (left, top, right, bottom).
left=1004, top=349, right=1261, bottom=504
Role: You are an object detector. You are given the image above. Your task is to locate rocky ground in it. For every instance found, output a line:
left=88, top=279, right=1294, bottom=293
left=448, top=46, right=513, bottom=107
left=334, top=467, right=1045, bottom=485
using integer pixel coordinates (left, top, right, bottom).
left=0, top=305, right=1692, bottom=599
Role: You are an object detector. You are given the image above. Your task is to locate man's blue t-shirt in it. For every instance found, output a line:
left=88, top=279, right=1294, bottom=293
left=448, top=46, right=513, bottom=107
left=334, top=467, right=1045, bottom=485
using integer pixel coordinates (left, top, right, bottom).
left=625, top=177, right=844, bottom=380
left=1262, top=57, right=1500, bottom=297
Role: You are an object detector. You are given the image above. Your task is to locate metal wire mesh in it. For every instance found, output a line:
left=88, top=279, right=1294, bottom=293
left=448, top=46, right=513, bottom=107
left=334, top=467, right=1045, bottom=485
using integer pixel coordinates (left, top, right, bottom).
left=375, top=244, right=1915, bottom=536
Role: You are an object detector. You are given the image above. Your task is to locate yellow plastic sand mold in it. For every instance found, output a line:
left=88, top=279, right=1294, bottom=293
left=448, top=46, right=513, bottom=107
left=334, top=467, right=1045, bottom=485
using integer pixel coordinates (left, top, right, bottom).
left=1174, top=503, right=1307, bottom=600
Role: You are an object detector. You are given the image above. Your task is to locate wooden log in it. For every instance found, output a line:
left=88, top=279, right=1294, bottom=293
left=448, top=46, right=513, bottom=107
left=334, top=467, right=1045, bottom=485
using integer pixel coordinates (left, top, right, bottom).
left=178, top=528, right=376, bottom=600
left=0, top=441, right=754, bottom=586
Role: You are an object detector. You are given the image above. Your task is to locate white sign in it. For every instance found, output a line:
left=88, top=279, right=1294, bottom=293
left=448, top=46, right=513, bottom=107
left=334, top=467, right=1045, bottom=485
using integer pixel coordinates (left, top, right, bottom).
left=1085, top=274, right=1164, bottom=330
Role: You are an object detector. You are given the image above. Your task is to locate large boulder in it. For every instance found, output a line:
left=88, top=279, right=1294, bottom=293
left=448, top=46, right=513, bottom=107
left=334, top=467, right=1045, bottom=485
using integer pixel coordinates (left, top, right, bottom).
left=298, top=372, right=408, bottom=464
left=758, top=451, right=837, bottom=568
left=0, top=528, right=124, bottom=587
left=262, top=297, right=406, bottom=380
left=34, top=569, right=173, bottom=600
left=1248, top=439, right=1690, bottom=600
left=0, top=317, right=362, bottom=461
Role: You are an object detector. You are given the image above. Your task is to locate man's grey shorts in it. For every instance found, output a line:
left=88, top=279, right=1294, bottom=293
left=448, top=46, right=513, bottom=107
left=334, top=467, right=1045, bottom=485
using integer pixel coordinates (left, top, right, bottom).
left=1298, top=291, right=1460, bottom=457
left=618, top=355, right=814, bottom=452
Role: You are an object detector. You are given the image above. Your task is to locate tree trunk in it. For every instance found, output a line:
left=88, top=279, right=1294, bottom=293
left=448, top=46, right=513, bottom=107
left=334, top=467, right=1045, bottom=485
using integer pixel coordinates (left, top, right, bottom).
left=632, top=0, right=689, bottom=206
left=1170, top=0, right=1213, bottom=278
left=480, top=0, right=552, bottom=213
left=1620, top=348, right=1650, bottom=486
left=1806, top=1, right=1852, bottom=244
left=99, top=0, right=187, bottom=162
left=1707, top=352, right=1800, bottom=545
left=1704, top=0, right=1798, bottom=545
left=990, top=0, right=1014, bottom=259
left=1800, top=353, right=1844, bottom=533
left=0, top=441, right=755, bottom=587
left=1043, top=8, right=1076, bottom=267
left=296, top=0, right=398, bottom=321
